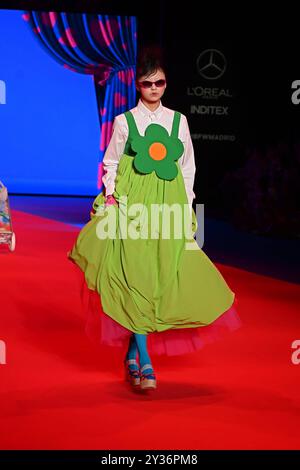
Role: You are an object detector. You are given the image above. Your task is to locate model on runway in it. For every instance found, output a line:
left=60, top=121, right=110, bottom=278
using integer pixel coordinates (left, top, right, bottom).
left=68, top=46, right=240, bottom=391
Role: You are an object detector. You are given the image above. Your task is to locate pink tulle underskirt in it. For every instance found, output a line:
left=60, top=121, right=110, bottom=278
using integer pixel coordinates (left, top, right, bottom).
left=75, top=268, right=242, bottom=356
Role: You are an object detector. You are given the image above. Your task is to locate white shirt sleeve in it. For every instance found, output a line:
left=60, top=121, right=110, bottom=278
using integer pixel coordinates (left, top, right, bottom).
left=102, top=115, right=128, bottom=196
left=178, top=114, right=196, bottom=208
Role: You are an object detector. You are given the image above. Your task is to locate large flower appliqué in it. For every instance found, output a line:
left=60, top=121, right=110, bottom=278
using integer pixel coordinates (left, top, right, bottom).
left=131, top=123, right=184, bottom=181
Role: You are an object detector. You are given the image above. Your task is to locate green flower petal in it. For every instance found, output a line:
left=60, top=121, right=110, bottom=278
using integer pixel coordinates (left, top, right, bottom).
left=156, top=159, right=178, bottom=180
left=133, top=152, right=155, bottom=174
left=131, top=136, right=145, bottom=154
left=167, top=137, right=184, bottom=161
left=144, top=123, right=170, bottom=142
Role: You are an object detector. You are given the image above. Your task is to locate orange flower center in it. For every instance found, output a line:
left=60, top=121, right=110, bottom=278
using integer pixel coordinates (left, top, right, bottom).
left=148, top=142, right=167, bottom=161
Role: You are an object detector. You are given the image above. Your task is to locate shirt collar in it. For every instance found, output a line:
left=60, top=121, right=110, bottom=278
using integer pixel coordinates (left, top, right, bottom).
left=137, top=98, right=164, bottom=118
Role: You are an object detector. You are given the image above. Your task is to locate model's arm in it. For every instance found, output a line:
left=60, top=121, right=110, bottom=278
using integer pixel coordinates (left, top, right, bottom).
left=178, top=115, right=196, bottom=209
left=102, top=115, right=128, bottom=197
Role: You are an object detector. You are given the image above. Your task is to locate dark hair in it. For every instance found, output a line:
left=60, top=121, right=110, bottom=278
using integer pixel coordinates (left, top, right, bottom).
left=136, top=45, right=167, bottom=80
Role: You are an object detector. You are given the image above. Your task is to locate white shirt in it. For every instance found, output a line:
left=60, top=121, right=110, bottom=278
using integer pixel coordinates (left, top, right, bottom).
left=102, top=99, right=196, bottom=207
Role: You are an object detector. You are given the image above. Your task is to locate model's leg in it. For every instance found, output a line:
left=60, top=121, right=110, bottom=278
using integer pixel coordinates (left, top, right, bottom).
left=134, top=333, right=151, bottom=367
left=134, top=333, right=156, bottom=389
left=125, top=333, right=139, bottom=372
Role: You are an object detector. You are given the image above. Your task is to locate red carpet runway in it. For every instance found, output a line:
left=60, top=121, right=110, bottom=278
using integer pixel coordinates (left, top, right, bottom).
left=0, top=210, right=299, bottom=449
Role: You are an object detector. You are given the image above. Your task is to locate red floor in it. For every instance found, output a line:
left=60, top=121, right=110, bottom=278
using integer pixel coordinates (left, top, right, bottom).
left=0, top=209, right=300, bottom=450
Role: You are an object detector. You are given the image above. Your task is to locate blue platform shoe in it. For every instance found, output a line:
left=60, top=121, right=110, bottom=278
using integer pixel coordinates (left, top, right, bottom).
left=124, top=358, right=141, bottom=387
left=140, top=363, right=157, bottom=390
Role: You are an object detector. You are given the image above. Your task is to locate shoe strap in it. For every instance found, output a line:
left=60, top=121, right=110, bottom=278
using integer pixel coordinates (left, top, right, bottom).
left=126, top=359, right=138, bottom=365
left=140, top=363, right=153, bottom=373
left=129, top=369, right=140, bottom=377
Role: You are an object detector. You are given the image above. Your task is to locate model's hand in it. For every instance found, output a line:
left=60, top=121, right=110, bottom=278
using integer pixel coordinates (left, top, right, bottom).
left=105, top=195, right=118, bottom=207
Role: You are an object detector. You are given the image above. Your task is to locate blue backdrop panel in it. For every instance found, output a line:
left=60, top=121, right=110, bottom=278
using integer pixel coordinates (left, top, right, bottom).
left=0, top=10, right=100, bottom=195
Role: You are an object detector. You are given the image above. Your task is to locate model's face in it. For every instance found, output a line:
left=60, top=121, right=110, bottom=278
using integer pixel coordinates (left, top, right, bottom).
left=136, top=68, right=167, bottom=103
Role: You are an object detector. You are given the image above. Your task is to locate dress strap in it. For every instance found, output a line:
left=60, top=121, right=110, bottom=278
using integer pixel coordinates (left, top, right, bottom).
left=124, top=111, right=140, bottom=138
left=171, top=111, right=182, bottom=138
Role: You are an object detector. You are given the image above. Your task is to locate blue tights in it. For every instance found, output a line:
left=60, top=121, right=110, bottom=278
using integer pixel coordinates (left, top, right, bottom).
left=126, top=333, right=152, bottom=372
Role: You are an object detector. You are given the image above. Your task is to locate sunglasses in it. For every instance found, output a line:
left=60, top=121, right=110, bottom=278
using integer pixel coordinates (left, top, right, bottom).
left=138, top=79, right=166, bottom=89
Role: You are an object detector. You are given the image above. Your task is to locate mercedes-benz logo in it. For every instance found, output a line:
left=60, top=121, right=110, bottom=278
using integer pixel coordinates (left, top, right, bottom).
left=196, top=49, right=227, bottom=80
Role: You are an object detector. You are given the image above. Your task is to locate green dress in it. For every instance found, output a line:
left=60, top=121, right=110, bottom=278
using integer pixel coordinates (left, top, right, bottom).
left=68, top=110, right=240, bottom=355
